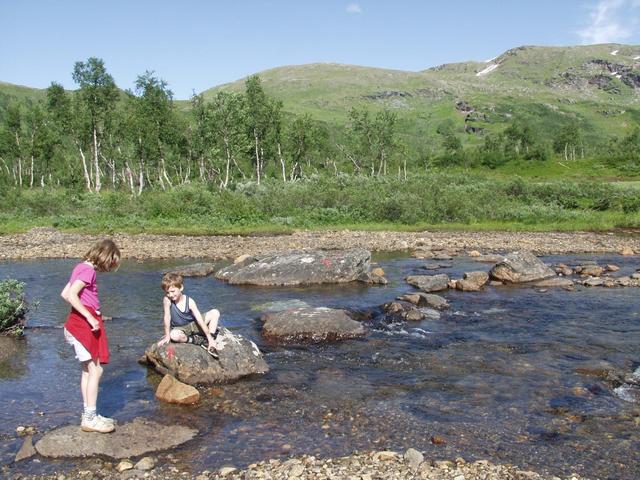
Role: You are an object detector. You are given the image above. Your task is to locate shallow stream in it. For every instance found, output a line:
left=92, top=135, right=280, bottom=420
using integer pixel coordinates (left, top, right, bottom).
left=1, top=253, right=639, bottom=479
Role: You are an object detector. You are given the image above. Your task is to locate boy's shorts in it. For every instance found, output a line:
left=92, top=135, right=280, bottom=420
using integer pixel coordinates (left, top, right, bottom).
left=172, top=322, right=201, bottom=336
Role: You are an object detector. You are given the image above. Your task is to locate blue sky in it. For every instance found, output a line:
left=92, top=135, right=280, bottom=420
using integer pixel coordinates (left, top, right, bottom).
left=1, top=0, right=639, bottom=99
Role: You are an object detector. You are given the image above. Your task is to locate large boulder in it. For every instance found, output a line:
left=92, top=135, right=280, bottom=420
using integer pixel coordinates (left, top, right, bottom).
left=35, top=418, right=197, bottom=459
left=215, top=249, right=373, bottom=286
left=406, top=274, right=449, bottom=292
left=489, top=251, right=555, bottom=284
left=261, top=307, right=365, bottom=342
left=141, top=328, right=268, bottom=386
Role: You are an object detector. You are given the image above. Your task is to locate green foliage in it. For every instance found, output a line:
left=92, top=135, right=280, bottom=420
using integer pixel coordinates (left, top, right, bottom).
left=0, top=279, right=29, bottom=336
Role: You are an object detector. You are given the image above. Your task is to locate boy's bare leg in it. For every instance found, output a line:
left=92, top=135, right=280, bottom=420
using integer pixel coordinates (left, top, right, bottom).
left=204, top=309, right=220, bottom=346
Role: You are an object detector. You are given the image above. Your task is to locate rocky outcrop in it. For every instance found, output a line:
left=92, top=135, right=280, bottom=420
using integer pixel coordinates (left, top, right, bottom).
left=215, top=249, right=375, bottom=286
left=406, top=274, right=449, bottom=292
left=261, top=307, right=365, bottom=342
left=141, top=328, right=268, bottom=386
left=155, top=374, right=200, bottom=404
left=489, top=251, right=555, bottom=283
left=35, top=418, right=197, bottom=459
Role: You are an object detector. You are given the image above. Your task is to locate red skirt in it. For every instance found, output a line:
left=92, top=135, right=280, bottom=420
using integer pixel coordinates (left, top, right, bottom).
left=64, top=306, right=109, bottom=364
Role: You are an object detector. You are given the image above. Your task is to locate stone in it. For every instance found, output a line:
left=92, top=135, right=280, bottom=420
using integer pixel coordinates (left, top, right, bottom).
left=163, top=263, right=217, bottom=278
left=468, top=250, right=481, bottom=257
left=216, top=249, right=372, bottom=286
left=473, top=254, right=505, bottom=263
left=35, top=418, right=197, bottom=459
left=489, top=251, right=555, bottom=283
left=234, top=254, right=254, bottom=264
left=582, top=277, right=604, bottom=287
left=430, top=435, right=446, bottom=445
left=155, top=374, right=200, bottom=404
left=142, top=328, right=269, bottom=386
left=406, top=274, right=449, bottom=292
left=134, top=457, right=155, bottom=471
left=621, top=246, right=635, bottom=256
left=261, top=307, right=365, bottom=342
left=455, top=271, right=489, bottom=291
left=533, top=278, right=574, bottom=288
left=219, top=467, right=237, bottom=476
left=116, top=461, right=134, bottom=472
left=15, top=435, right=36, bottom=462
left=606, top=264, right=620, bottom=272
left=373, top=451, right=398, bottom=461
left=404, top=448, right=424, bottom=470
left=371, top=267, right=385, bottom=277
left=404, top=309, right=424, bottom=321
left=580, top=265, right=604, bottom=277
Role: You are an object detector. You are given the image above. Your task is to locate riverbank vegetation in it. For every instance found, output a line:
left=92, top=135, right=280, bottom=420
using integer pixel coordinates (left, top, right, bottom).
left=1, top=56, right=639, bottom=234
left=0, top=279, right=29, bottom=336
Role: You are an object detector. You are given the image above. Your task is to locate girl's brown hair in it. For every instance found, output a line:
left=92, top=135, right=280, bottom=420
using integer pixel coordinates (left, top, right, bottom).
left=84, top=239, right=121, bottom=272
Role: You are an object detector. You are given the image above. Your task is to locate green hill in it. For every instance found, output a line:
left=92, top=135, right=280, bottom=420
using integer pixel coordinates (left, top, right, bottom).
left=2, top=44, right=639, bottom=147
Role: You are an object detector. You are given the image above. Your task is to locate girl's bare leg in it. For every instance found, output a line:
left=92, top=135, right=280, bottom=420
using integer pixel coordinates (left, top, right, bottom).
left=85, top=359, right=103, bottom=409
left=81, top=365, right=89, bottom=408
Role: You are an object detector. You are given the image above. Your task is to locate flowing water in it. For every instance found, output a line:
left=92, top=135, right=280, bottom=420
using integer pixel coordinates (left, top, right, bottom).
left=1, top=253, right=639, bottom=479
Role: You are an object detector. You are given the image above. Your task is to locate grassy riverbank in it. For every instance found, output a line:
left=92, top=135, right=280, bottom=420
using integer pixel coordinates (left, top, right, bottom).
left=1, top=173, right=639, bottom=235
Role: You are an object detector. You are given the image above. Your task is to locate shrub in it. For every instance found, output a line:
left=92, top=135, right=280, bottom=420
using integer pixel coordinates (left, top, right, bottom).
left=0, top=279, right=29, bottom=336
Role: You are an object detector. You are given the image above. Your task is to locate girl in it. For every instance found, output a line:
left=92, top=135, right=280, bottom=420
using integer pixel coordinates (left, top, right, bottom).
left=61, top=239, right=121, bottom=433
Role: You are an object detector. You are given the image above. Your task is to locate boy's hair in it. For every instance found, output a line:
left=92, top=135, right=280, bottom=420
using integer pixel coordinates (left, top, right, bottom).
left=84, top=239, right=121, bottom=272
left=161, top=272, right=184, bottom=291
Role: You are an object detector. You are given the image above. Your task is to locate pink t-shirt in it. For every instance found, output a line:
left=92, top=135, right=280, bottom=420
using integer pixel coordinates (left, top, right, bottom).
left=68, top=262, right=100, bottom=310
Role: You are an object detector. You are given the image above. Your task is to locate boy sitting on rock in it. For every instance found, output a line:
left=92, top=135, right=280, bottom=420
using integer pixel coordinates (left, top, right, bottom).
left=157, top=272, right=220, bottom=358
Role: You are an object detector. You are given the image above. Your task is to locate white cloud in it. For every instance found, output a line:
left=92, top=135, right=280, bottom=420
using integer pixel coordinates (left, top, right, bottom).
left=346, top=3, right=362, bottom=14
left=578, top=0, right=637, bottom=44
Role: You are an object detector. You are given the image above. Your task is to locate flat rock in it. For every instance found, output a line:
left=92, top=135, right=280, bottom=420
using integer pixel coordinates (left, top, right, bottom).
left=406, top=274, right=449, bottom=292
left=142, top=328, right=268, bottom=386
left=163, top=262, right=217, bottom=277
left=397, top=292, right=449, bottom=309
left=15, top=435, right=36, bottom=462
left=261, top=307, right=365, bottom=342
left=35, top=418, right=197, bottom=459
left=455, top=271, right=489, bottom=291
left=533, top=277, right=574, bottom=288
left=489, top=251, right=555, bottom=283
left=215, top=249, right=372, bottom=286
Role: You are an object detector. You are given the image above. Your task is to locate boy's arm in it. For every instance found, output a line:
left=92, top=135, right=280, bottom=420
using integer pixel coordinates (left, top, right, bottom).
left=61, top=280, right=99, bottom=331
left=190, top=300, right=215, bottom=347
left=158, top=297, right=172, bottom=346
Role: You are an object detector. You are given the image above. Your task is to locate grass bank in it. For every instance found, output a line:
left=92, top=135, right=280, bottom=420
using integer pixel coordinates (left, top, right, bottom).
left=1, top=173, right=639, bottom=235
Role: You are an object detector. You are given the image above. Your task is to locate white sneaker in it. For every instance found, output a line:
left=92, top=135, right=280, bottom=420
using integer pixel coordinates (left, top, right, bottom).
left=81, top=413, right=115, bottom=426
left=81, top=415, right=115, bottom=433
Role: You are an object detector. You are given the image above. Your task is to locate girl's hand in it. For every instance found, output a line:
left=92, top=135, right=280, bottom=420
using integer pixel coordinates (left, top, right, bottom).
left=157, top=335, right=170, bottom=346
left=86, top=316, right=100, bottom=331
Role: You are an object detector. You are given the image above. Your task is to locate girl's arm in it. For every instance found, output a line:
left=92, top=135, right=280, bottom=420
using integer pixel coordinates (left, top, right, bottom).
left=61, top=280, right=99, bottom=331
left=158, top=296, right=172, bottom=346
left=190, top=299, right=215, bottom=348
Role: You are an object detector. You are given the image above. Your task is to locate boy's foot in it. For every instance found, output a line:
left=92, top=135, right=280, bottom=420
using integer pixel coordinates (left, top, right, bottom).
left=201, top=344, right=219, bottom=359
left=81, top=415, right=115, bottom=433
left=188, top=334, right=206, bottom=346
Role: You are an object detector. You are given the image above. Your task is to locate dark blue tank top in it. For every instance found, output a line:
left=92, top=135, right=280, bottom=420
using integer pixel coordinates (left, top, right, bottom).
left=170, top=296, right=196, bottom=327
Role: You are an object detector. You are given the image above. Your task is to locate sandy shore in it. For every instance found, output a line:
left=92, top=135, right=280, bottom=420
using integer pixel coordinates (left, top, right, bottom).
left=1, top=227, right=638, bottom=260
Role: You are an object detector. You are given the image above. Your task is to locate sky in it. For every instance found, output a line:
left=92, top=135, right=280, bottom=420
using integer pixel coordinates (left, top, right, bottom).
left=1, top=0, right=640, bottom=100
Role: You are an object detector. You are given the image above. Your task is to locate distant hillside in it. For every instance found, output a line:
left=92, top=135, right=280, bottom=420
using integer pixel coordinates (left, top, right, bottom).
left=3, top=44, right=639, bottom=146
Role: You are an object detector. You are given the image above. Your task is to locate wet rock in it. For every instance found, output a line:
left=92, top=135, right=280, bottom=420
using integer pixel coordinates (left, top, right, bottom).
left=397, top=292, right=449, bottom=310
left=116, top=460, right=134, bottom=472
left=404, top=448, right=424, bottom=470
left=489, top=251, right=555, bottom=283
left=371, top=267, right=385, bottom=277
left=467, top=250, right=481, bottom=257
left=581, top=277, right=604, bottom=287
left=155, top=374, right=200, bottom=404
left=621, top=246, right=635, bottom=256
left=215, top=249, right=372, bottom=286
left=35, top=418, right=197, bottom=459
left=163, top=262, right=217, bottom=277
left=473, top=254, right=505, bottom=263
left=261, top=307, right=365, bottom=342
left=455, top=271, right=489, bottom=291
left=142, top=328, right=268, bottom=385
left=15, top=435, right=36, bottom=462
left=411, top=248, right=434, bottom=259
left=533, top=278, right=574, bottom=288
left=134, top=457, right=156, bottom=471
left=579, top=265, right=604, bottom=277
left=605, top=264, right=620, bottom=272
left=404, top=309, right=424, bottom=321
left=251, top=299, right=311, bottom=313
left=420, top=308, right=441, bottom=320
left=406, top=274, right=449, bottom=292
left=0, top=336, right=23, bottom=364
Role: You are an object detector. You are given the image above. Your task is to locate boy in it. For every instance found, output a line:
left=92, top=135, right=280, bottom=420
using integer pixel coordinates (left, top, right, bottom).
left=157, top=272, right=220, bottom=358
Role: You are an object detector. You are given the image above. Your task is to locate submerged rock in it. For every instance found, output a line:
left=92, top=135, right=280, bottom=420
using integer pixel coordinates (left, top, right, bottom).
left=489, top=251, right=555, bottom=283
left=397, top=292, right=449, bottom=310
left=163, top=262, right=218, bottom=277
left=261, top=307, right=365, bottom=342
left=155, top=374, right=200, bottom=404
left=215, top=249, right=374, bottom=286
left=142, top=328, right=268, bottom=386
left=35, top=418, right=197, bottom=459
left=406, top=274, right=449, bottom=292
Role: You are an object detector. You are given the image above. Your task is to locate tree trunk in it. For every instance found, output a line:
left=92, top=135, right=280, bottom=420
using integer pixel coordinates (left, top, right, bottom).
left=277, top=142, right=286, bottom=182
left=93, top=126, right=101, bottom=192
left=77, top=143, right=92, bottom=192
left=29, top=155, right=34, bottom=188
left=254, top=130, right=261, bottom=184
